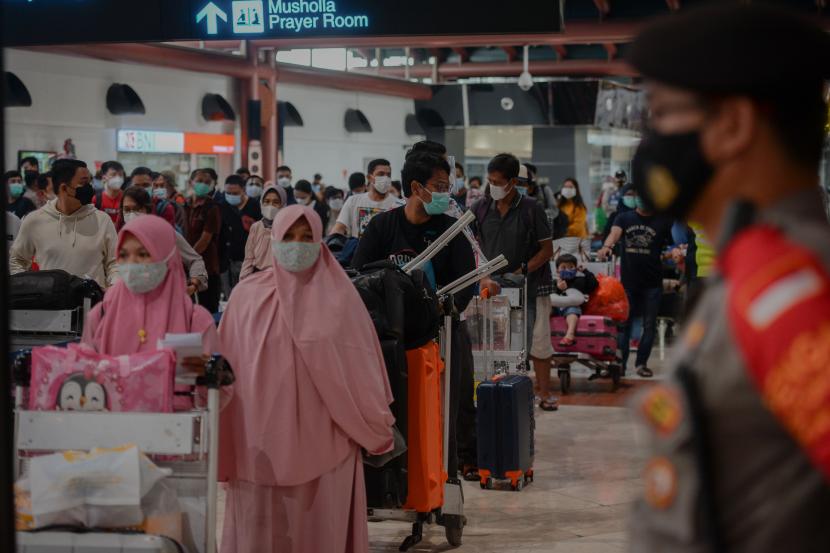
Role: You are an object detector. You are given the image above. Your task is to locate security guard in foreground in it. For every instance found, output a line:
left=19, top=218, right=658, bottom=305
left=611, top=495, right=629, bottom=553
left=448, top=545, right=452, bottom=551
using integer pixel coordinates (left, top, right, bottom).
left=625, top=4, right=830, bottom=552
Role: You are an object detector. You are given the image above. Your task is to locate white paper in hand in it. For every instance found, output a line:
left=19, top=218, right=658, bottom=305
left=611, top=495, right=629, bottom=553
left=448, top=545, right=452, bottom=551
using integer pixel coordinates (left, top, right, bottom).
left=157, top=333, right=203, bottom=375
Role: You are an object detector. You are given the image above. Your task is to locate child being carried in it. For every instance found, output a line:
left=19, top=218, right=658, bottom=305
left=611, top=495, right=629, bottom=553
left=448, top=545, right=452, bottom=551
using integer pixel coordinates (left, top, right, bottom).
left=551, top=254, right=599, bottom=347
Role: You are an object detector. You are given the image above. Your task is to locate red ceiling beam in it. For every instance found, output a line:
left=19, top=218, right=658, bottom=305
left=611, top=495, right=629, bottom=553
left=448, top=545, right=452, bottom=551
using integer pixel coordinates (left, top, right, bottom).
left=29, top=43, right=432, bottom=100
left=502, top=46, right=518, bottom=62
left=603, top=43, right=618, bottom=61
left=354, top=59, right=636, bottom=79
left=246, top=21, right=643, bottom=49
left=451, top=47, right=471, bottom=62
left=666, top=0, right=681, bottom=10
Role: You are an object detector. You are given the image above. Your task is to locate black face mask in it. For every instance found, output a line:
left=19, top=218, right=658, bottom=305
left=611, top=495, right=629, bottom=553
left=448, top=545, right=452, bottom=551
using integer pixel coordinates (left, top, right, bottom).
left=632, top=129, right=714, bottom=220
left=71, top=183, right=95, bottom=206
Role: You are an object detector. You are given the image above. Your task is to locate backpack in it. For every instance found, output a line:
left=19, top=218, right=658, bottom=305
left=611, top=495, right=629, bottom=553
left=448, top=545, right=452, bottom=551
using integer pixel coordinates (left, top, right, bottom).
left=350, top=261, right=441, bottom=350
left=156, top=199, right=184, bottom=235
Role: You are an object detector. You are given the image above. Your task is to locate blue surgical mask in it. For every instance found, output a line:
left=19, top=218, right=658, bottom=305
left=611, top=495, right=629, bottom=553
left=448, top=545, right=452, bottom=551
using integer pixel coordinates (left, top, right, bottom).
left=246, top=184, right=263, bottom=198
left=152, top=188, right=167, bottom=199
left=312, top=184, right=321, bottom=194
left=623, top=196, right=637, bottom=209
left=451, top=178, right=466, bottom=194
left=225, top=193, right=242, bottom=206
left=193, top=182, right=212, bottom=198
left=559, top=268, right=577, bottom=280
left=271, top=240, right=321, bottom=272
left=517, top=186, right=528, bottom=197
left=635, top=197, right=646, bottom=210
left=9, top=183, right=24, bottom=199
left=424, top=191, right=450, bottom=215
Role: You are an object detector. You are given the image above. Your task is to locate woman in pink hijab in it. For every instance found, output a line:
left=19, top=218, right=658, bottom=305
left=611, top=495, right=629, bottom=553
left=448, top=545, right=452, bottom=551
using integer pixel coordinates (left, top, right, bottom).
left=218, top=205, right=394, bottom=553
left=82, top=214, right=218, bottom=394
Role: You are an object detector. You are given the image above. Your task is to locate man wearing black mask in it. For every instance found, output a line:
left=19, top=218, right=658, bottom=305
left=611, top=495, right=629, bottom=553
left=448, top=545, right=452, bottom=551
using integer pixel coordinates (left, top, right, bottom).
left=623, top=4, right=830, bottom=552
left=10, top=159, right=118, bottom=289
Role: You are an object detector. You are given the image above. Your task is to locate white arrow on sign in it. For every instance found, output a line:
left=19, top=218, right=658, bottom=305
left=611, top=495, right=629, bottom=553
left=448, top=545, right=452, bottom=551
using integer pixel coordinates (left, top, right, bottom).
left=196, top=2, right=228, bottom=35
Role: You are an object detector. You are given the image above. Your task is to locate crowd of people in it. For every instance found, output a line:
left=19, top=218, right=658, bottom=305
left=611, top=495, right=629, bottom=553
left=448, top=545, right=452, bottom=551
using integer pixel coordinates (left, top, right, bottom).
left=4, top=138, right=716, bottom=553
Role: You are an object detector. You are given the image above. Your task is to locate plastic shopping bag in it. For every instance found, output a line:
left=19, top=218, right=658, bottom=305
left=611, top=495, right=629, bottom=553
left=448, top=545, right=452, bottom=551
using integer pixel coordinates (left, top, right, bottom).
left=584, top=274, right=630, bottom=322
left=29, top=444, right=143, bottom=529
left=29, top=343, right=175, bottom=413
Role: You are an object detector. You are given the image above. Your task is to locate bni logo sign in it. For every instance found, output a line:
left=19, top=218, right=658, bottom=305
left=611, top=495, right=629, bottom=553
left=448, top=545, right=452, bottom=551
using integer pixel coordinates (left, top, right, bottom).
left=233, top=1, right=265, bottom=33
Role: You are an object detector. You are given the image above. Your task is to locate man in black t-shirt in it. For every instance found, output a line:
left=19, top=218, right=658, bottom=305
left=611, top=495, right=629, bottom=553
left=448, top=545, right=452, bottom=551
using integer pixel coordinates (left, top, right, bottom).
left=598, top=192, right=672, bottom=377
left=353, top=152, right=476, bottom=479
left=352, top=154, right=476, bottom=313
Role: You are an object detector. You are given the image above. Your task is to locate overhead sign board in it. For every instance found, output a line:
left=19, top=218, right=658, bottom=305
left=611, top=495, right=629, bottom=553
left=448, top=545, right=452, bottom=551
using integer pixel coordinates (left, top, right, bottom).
left=2, top=0, right=561, bottom=46
left=118, top=130, right=235, bottom=155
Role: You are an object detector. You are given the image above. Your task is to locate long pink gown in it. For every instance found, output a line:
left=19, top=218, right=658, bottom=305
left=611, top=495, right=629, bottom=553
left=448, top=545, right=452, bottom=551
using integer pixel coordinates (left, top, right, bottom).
left=218, top=205, right=394, bottom=553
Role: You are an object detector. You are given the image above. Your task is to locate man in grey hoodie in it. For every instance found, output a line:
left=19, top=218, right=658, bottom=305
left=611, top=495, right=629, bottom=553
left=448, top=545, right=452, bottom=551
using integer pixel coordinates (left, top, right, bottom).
left=10, top=159, right=118, bottom=289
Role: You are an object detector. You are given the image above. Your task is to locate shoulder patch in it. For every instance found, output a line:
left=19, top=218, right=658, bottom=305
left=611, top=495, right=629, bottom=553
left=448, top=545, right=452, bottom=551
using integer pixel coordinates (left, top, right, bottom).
left=721, top=225, right=830, bottom=482
left=640, top=385, right=683, bottom=437
left=644, top=457, right=678, bottom=510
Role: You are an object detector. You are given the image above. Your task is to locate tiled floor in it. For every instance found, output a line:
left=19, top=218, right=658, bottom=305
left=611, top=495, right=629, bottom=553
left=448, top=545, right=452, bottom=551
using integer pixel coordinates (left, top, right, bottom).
left=217, top=357, right=668, bottom=552
left=368, top=400, right=648, bottom=552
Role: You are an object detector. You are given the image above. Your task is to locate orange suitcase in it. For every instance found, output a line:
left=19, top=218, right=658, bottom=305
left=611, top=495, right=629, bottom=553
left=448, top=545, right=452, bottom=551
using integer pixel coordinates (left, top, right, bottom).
left=403, top=341, right=446, bottom=512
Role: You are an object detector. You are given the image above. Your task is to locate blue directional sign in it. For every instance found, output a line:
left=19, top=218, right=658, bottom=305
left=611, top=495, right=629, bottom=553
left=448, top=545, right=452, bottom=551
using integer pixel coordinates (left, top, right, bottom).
left=1, top=0, right=562, bottom=46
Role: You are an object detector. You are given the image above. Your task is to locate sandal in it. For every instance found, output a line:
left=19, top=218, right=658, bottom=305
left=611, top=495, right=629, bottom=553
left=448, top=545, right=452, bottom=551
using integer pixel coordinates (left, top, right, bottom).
left=462, top=465, right=480, bottom=482
left=539, top=397, right=559, bottom=411
left=636, top=366, right=654, bottom=378
left=558, top=337, right=576, bottom=347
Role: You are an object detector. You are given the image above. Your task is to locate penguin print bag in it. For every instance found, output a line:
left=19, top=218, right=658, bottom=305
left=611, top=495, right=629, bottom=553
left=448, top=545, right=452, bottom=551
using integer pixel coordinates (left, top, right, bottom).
left=28, top=343, right=176, bottom=413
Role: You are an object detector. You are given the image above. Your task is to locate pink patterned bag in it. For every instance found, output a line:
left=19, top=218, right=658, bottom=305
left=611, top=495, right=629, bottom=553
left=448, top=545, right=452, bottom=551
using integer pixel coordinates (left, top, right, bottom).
left=29, top=344, right=176, bottom=413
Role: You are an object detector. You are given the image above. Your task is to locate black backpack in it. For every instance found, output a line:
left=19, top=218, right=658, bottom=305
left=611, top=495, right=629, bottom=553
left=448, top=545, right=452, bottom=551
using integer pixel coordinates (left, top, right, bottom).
left=350, top=261, right=440, bottom=350
left=10, top=270, right=104, bottom=310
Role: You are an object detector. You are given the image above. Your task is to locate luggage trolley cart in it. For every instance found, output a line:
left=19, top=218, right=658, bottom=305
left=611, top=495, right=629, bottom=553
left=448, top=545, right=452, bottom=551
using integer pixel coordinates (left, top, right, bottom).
left=470, top=273, right=530, bottom=384
left=550, top=253, right=623, bottom=393
left=367, top=213, right=508, bottom=552
left=12, top=352, right=234, bottom=553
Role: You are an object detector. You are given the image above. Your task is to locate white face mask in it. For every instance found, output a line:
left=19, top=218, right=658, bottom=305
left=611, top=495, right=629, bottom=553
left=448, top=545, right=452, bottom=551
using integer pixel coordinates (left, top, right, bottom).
left=261, top=204, right=280, bottom=221
left=372, top=176, right=392, bottom=195
left=271, top=240, right=321, bottom=272
left=277, top=177, right=291, bottom=188
left=106, top=176, right=124, bottom=190
left=119, top=249, right=173, bottom=294
left=123, top=212, right=143, bottom=224
left=489, top=181, right=511, bottom=201
left=561, top=187, right=577, bottom=199
left=329, top=198, right=344, bottom=211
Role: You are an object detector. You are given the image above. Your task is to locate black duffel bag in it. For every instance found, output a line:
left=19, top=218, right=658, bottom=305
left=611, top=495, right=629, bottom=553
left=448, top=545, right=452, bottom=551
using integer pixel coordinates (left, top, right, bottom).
left=10, top=270, right=104, bottom=311
left=350, top=261, right=440, bottom=350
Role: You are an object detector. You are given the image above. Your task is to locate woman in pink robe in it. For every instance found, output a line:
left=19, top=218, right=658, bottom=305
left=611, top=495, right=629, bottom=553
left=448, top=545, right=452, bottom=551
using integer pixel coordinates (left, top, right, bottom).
left=218, top=204, right=395, bottom=553
left=82, top=214, right=218, bottom=380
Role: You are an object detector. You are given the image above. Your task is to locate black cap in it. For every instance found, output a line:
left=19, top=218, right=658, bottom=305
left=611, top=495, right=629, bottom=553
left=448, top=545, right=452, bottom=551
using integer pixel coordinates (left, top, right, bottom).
left=614, top=170, right=627, bottom=180
left=629, top=3, right=830, bottom=97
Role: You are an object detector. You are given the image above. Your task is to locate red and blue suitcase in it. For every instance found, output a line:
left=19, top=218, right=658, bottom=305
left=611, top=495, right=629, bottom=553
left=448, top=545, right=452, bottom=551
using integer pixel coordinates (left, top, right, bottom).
left=550, top=315, right=617, bottom=361
left=476, top=374, right=535, bottom=491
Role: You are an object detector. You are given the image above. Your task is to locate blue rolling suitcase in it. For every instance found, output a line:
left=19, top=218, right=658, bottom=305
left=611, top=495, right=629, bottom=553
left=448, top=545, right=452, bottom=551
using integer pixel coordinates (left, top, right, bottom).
left=476, top=374, right=535, bottom=491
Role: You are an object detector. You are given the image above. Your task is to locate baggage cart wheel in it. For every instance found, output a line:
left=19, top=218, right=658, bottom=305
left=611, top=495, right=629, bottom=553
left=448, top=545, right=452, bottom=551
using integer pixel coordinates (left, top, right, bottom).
left=513, top=479, right=524, bottom=492
left=558, top=369, right=571, bottom=394
left=485, top=477, right=495, bottom=490
left=443, top=514, right=464, bottom=547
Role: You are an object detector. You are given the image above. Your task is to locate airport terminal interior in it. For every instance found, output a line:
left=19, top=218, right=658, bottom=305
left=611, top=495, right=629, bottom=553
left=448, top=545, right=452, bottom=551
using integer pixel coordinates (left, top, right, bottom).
left=2, top=1, right=830, bottom=552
